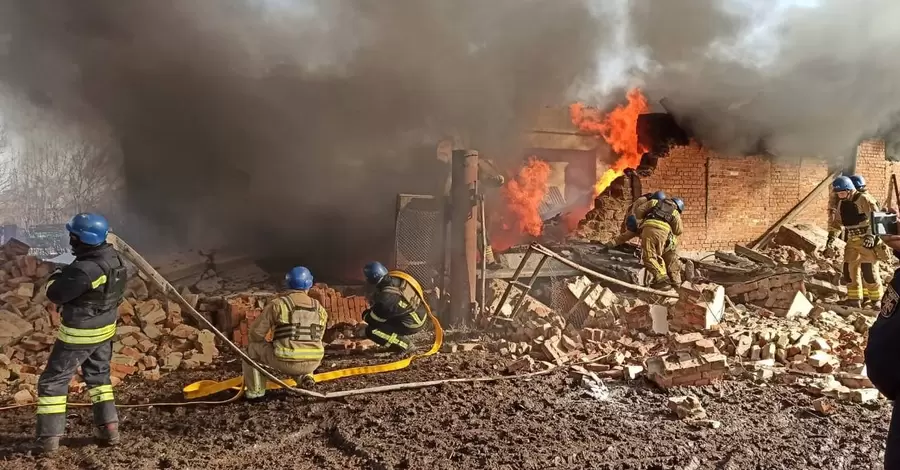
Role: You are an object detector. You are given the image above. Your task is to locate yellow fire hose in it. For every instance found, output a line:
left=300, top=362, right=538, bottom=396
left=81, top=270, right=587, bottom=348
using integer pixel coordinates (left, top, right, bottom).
left=183, top=270, right=443, bottom=399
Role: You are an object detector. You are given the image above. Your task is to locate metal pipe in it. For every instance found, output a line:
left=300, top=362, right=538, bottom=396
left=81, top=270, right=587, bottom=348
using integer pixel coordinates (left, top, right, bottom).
left=464, top=151, right=479, bottom=321
left=509, top=254, right=549, bottom=318
left=529, top=243, right=679, bottom=298
left=479, top=189, right=487, bottom=316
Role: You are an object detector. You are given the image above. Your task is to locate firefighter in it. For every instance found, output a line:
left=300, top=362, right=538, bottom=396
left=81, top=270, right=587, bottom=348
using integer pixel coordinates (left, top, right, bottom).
left=35, top=213, right=127, bottom=454
left=850, top=174, right=868, bottom=193
left=242, top=266, right=327, bottom=399
left=634, top=197, right=684, bottom=288
left=362, top=261, right=430, bottom=354
left=826, top=175, right=883, bottom=308
left=611, top=190, right=667, bottom=247
left=865, top=232, right=900, bottom=469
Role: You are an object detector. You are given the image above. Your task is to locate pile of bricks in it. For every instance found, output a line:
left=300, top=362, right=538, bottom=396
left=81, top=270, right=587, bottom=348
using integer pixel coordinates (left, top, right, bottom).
left=484, top=272, right=881, bottom=403
left=0, top=239, right=220, bottom=405
left=724, top=273, right=807, bottom=316
left=228, top=284, right=368, bottom=348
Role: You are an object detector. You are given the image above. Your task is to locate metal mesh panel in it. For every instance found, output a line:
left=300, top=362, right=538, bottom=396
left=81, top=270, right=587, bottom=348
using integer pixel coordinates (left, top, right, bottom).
left=393, top=194, right=443, bottom=292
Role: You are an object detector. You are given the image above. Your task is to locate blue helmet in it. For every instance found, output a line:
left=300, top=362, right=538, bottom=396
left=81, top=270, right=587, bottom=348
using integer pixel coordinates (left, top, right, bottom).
left=363, top=261, right=389, bottom=284
left=671, top=197, right=684, bottom=213
left=849, top=174, right=866, bottom=190
left=650, top=190, right=667, bottom=201
left=285, top=266, right=313, bottom=290
left=625, top=214, right=638, bottom=233
left=832, top=176, right=855, bottom=192
left=65, top=212, right=109, bottom=246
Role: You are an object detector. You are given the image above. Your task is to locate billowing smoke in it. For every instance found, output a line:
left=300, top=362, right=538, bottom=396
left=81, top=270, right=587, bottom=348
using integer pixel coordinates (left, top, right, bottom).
left=585, top=0, right=900, bottom=160
left=0, top=0, right=606, bottom=280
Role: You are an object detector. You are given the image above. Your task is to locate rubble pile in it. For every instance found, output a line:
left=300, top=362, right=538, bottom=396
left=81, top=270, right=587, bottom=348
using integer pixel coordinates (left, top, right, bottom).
left=0, top=240, right=220, bottom=405
left=484, top=248, right=882, bottom=403
left=572, top=192, right=631, bottom=243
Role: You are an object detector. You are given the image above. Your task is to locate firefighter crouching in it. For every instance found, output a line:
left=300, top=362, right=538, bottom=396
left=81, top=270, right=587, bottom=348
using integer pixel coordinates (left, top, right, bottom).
left=826, top=176, right=885, bottom=308
left=242, top=266, right=327, bottom=399
left=864, top=232, right=900, bottom=469
left=611, top=190, right=667, bottom=247
left=36, top=213, right=127, bottom=454
left=362, top=262, right=429, bottom=354
left=634, top=197, right=685, bottom=289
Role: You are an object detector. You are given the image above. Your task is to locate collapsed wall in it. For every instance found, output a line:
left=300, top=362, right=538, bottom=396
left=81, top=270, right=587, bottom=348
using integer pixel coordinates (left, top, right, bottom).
left=574, top=139, right=899, bottom=251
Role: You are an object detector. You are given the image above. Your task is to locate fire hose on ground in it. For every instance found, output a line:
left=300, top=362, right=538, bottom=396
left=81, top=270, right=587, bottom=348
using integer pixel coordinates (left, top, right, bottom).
left=0, top=234, right=560, bottom=412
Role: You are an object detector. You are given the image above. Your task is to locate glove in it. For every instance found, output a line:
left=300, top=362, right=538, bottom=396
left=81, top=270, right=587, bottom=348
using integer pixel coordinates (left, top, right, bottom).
left=495, top=175, right=505, bottom=186
left=825, top=234, right=835, bottom=250
left=863, top=234, right=876, bottom=249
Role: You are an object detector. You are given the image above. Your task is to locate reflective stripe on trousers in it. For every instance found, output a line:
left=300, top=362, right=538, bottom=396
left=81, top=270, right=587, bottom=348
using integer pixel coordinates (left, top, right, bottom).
left=89, top=384, right=115, bottom=404
left=57, top=323, right=116, bottom=344
left=273, top=347, right=324, bottom=361
left=371, top=329, right=409, bottom=350
left=36, top=396, right=67, bottom=415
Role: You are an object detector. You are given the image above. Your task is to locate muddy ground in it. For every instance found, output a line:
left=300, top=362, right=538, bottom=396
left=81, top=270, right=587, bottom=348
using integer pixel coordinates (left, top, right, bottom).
left=0, top=349, right=892, bottom=470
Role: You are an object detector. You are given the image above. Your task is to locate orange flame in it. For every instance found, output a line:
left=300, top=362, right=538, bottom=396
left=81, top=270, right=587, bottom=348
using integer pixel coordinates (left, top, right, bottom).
left=570, top=89, right=650, bottom=195
left=490, top=157, right=550, bottom=251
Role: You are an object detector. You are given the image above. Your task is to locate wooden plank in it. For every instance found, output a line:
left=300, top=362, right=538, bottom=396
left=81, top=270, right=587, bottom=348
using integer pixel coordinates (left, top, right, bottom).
left=751, top=171, right=840, bottom=250
left=734, top=244, right=777, bottom=267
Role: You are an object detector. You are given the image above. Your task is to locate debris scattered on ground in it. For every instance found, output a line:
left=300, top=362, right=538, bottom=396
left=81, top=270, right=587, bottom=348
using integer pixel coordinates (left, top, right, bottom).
left=667, top=395, right=707, bottom=420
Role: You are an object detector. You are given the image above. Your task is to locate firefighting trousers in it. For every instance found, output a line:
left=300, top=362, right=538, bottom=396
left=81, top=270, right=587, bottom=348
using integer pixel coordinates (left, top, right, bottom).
left=363, top=309, right=426, bottom=352
left=242, top=341, right=322, bottom=399
left=640, top=225, right=671, bottom=285
left=36, top=340, right=117, bottom=438
left=842, top=237, right=883, bottom=302
left=662, top=247, right=682, bottom=286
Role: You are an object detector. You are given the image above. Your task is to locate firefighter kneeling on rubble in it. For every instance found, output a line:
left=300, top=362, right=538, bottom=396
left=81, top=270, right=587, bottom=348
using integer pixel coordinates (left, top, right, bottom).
left=634, top=197, right=684, bottom=289
left=826, top=175, right=886, bottom=309
left=36, top=213, right=127, bottom=454
left=242, top=266, right=327, bottom=399
left=362, top=262, right=429, bottom=355
left=865, top=231, right=900, bottom=469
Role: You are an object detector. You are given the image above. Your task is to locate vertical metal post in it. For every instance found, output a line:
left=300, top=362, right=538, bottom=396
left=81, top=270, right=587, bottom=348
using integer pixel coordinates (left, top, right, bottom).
left=449, top=149, right=479, bottom=326
left=479, top=192, right=487, bottom=315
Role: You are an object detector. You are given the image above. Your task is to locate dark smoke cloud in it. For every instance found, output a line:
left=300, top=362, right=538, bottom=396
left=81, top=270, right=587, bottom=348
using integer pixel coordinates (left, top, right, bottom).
left=589, top=0, right=900, bottom=160
left=0, top=0, right=606, bottom=280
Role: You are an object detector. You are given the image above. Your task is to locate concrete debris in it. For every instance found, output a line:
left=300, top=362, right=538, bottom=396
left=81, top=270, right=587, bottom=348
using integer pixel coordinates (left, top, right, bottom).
left=812, top=397, right=835, bottom=415
left=668, top=395, right=707, bottom=420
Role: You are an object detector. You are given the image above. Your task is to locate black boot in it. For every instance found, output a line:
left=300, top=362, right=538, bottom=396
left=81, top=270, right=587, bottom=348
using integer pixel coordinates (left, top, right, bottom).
left=94, top=423, right=120, bottom=447
left=34, top=436, right=60, bottom=455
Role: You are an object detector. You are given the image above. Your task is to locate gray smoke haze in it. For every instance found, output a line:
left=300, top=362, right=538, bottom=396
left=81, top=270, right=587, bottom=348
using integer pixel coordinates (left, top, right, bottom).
left=586, top=0, right=900, bottom=160
left=0, top=0, right=606, bottom=279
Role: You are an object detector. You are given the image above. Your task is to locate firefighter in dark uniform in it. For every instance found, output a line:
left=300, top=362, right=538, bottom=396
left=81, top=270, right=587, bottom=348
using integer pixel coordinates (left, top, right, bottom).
left=865, top=233, right=900, bottom=469
left=362, top=262, right=430, bottom=354
left=36, top=213, right=127, bottom=454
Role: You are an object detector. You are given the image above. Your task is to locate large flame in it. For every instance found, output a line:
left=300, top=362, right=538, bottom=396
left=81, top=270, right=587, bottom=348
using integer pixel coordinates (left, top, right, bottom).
left=490, top=157, right=550, bottom=251
left=570, top=88, right=650, bottom=195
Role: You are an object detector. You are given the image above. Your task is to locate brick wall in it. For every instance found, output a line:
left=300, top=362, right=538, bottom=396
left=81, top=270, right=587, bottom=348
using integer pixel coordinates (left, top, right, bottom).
left=856, top=140, right=900, bottom=208
left=636, top=142, right=885, bottom=252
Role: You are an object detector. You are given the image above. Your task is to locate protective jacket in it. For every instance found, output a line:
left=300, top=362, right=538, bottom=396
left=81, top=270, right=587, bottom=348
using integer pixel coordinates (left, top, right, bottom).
left=367, top=272, right=428, bottom=329
left=46, top=243, right=127, bottom=345
left=829, top=190, right=879, bottom=237
left=249, top=291, right=327, bottom=362
left=635, top=199, right=684, bottom=237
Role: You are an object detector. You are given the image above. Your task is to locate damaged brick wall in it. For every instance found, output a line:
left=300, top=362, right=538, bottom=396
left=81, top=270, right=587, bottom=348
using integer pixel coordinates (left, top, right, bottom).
left=633, top=143, right=868, bottom=251
left=855, top=140, right=900, bottom=208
